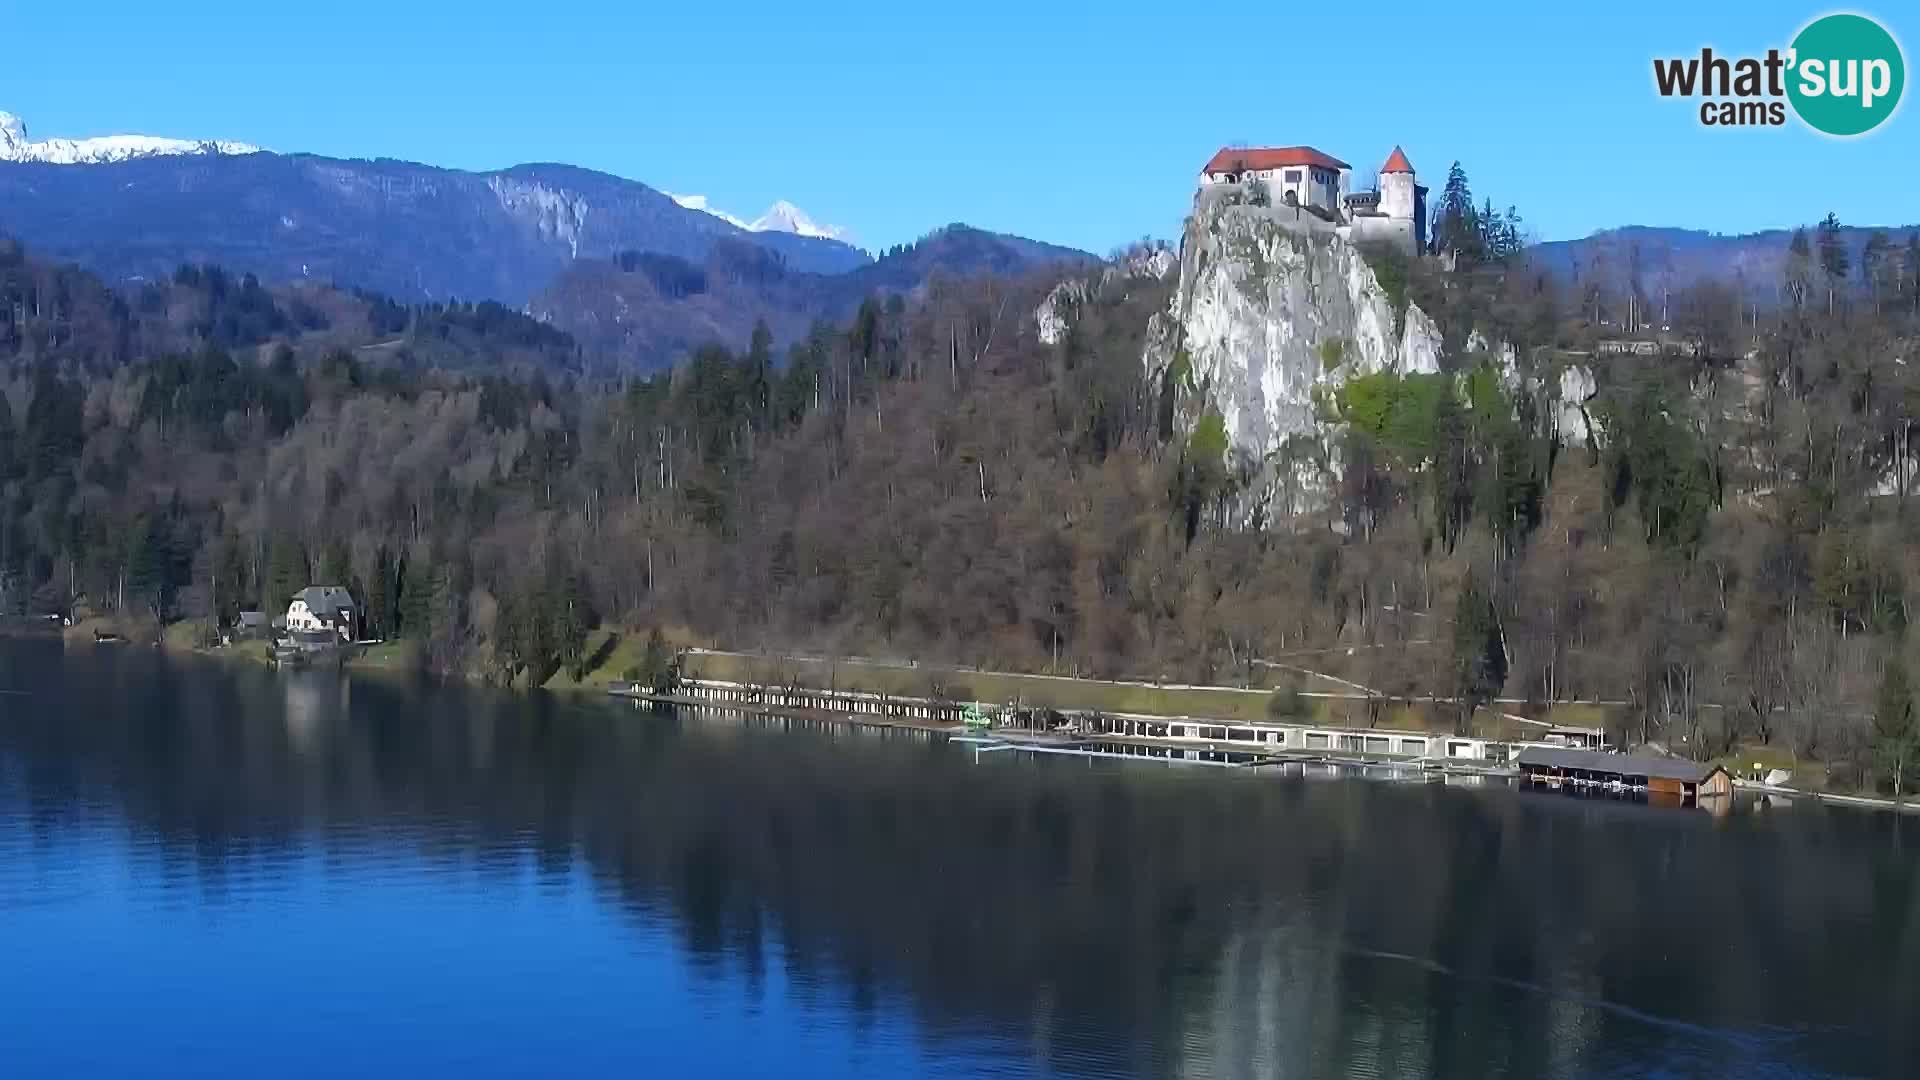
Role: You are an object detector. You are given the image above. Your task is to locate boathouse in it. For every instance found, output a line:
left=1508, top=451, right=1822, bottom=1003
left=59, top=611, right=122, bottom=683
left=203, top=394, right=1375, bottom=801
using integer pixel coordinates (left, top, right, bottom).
left=1515, top=747, right=1734, bottom=803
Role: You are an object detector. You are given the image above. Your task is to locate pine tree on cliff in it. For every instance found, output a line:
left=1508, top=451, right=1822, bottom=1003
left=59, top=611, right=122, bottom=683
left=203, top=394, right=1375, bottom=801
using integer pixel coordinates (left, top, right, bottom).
left=1816, top=212, right=1848, bottom=315
left=1432, top=162, right=1481, bottom=265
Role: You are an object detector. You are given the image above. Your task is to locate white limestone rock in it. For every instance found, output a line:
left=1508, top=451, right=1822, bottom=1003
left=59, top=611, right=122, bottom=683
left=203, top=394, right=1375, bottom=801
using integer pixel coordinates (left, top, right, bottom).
left=1552, top=365, right=1598, bottom=445
left=1035, top=243, right=1178, bottom=346
left=1151, top=194, right=1444, bottom=511
left=487, top=176, right=589, bottom=259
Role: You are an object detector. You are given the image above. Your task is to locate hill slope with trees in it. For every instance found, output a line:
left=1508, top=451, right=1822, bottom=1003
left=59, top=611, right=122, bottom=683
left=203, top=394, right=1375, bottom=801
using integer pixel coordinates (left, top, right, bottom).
left=3, top=169, right=1920, bottom=795
left=533, top=224, right=1096, bottom=370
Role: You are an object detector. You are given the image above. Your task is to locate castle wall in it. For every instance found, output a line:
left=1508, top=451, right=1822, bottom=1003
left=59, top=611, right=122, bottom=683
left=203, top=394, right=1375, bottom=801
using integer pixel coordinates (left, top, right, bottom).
left=1201, top=167, right=1339, bottom=214
left=1347, top=216, right=1417, bottom=255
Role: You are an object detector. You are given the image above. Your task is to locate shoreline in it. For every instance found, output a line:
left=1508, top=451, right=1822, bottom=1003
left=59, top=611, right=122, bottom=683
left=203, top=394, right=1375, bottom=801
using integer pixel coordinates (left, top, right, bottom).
left=1733, top=779, right=1920, bottom=815
left=35, top=627, right=1920, bottom=814
left=613, top=677, right=1920, bottom=814
left=612, top=685, right=1519, bottom=781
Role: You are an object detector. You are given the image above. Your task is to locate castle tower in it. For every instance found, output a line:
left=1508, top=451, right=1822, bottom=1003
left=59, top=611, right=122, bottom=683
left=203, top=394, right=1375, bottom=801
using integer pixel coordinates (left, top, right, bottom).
left=1376, top=146, right=1427, bottom=254
left=1378, top=146, right=1416, bottom=221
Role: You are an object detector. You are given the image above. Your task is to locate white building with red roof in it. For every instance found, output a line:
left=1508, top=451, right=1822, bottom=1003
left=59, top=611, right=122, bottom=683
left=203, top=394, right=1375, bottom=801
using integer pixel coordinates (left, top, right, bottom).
left=1198, top=144, right=1427, bottom=255
left=1199, top=146, right=1351, bottom=216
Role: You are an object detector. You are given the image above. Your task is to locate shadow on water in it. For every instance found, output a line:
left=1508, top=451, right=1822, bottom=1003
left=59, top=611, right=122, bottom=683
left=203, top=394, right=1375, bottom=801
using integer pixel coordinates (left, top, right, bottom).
left=0, top=640, right=1915, bottom=1078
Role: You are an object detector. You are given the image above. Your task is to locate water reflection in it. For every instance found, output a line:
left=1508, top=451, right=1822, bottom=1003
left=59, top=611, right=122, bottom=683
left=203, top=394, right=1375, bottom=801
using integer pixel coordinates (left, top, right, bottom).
left=0, top=640, right=1915, bottom=1079
left=282, top=668, right=347, bottom=751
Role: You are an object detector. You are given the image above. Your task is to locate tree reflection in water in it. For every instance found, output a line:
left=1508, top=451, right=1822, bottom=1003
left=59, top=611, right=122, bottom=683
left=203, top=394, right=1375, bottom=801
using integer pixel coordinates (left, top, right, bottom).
left=1, top=641, right=1914, bottom=1078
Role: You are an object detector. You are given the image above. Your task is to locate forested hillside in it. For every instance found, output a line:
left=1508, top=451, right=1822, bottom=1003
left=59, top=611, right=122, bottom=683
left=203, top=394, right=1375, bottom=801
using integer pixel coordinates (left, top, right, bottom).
left=1533, top=222, right=1920, bottom=314
left=534, top=224, right=1095, bottom=370
left=4, top=202, right=1920, bottom=794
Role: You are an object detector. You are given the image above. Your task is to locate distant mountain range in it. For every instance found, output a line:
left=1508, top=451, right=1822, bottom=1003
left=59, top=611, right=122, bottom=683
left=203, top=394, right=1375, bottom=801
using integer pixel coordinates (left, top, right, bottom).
left=0, top=109, right=1096, bottom=372
left=0, top=150, right=873, bottom=303
left=536, top=224, right=1096, bottom=370
left=1532, top=224, right=1919, bottom=301
left=669, top=194, right=852, bottom=242
left=0, top=110, right=259, bottom=164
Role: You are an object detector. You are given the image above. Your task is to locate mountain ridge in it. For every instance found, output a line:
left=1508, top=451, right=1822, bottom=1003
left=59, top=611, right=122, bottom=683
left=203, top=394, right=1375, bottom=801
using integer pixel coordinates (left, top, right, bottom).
left=536, top=223, right=1097, bottom=370
left=671, top=193, right=853, bottom=242
left=0, top=150, right=873, bottom=303
left=0, top=109, right=260, bottom=163
left=1531, top=223, right=1920, bottom=300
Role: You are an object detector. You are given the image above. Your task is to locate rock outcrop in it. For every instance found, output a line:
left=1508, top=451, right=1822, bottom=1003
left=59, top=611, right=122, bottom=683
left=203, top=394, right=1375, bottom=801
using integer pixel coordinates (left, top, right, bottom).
left=1150, top=188, right=1597, bottom=515
left=1036, top=244, right=1177, bottom=345
left=1148, top=189, right=1443, bottom=510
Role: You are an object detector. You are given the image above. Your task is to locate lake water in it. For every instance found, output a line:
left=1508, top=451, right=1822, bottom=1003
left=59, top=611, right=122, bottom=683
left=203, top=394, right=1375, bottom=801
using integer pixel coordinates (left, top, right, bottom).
left=1, top=641, right=1915, bottom=1078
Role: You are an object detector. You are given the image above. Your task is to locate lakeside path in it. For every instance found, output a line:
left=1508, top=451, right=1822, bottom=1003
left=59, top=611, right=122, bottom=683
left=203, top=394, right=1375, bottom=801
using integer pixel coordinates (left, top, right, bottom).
left=676, top=647, right=1624, bottom=742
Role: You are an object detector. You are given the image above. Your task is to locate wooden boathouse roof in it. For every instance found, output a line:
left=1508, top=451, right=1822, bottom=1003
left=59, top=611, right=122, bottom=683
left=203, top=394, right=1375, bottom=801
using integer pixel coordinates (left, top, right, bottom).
left=1514, top=746, right=1721, bottom=784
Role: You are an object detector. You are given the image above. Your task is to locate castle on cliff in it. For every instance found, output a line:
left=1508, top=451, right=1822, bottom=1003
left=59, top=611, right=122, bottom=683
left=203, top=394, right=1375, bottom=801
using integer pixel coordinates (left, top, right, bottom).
left=1197, top=145, right=1428, bottom=255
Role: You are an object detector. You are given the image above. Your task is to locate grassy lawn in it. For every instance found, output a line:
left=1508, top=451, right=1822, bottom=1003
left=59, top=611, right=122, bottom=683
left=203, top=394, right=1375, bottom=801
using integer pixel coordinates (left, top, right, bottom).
left=321, top=627, right=655, bottom=690
left=161, top=620, right=213, bottom=652
left=348, top=639, right=420, bottom=672
left=541, top=628, right=653, bottom=691
left=687, top=650, right=1282, bottom=718
left=1538, top=702, right=1613, bottom=729
left=65, top=616, right=161, bottom=646
left=1713, top=742, right=1809, bottom=785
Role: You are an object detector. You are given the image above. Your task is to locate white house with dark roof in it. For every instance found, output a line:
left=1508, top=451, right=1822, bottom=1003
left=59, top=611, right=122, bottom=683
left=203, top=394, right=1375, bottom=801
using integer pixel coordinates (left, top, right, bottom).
left=285, top=586, right=357, bottom=641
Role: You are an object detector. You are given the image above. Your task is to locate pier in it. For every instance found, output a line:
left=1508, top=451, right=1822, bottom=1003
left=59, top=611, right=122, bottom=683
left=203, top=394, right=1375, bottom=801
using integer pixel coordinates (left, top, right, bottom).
left=607, top=678, right=967, bottom=734
left=608, top=676, right=1546, bottom=782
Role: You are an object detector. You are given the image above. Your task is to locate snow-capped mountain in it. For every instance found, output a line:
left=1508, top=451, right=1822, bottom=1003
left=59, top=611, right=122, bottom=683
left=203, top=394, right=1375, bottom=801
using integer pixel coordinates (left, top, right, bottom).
left=0, top=110, right=259, bottom=164
left=751, top=200, right=851, bottom=241
left=670, top=193, right=852, bottom=243
left=667, top=193, right=753, bottom=232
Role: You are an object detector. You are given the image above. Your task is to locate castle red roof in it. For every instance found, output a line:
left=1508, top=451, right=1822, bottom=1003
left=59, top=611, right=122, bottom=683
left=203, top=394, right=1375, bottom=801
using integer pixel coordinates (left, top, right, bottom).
left=1202, top=146, right=1350, bottom=174
left=1380, top=146, right=1414, bottom=174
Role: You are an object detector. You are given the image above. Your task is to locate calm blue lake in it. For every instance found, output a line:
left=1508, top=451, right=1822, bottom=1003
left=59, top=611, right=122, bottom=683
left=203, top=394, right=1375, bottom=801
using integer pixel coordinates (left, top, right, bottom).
left=1, top=640, right=1914, bottom=1078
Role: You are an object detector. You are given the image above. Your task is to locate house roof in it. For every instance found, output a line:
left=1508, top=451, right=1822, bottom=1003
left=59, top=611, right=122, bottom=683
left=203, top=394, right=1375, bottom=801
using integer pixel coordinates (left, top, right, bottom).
left=1203, top=146, right=1350, bottom=174
left=295, top=585, right=357, bottom=612
left=1515, top=746, right=1722, bottom=783
left=1380, top=146, right=1415, bottom=174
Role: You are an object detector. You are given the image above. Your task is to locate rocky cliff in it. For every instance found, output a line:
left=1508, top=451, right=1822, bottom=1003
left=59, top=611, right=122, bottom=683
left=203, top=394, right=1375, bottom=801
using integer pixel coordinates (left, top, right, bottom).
left=1147, top=190, right=1444, bottom=508
left=1143, top=189, right=1597, bottom=515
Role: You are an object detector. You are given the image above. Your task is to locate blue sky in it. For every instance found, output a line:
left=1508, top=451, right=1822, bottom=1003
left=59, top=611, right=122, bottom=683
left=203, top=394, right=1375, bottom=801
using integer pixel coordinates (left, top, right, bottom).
left=4, top=1, right=1915, bottom=253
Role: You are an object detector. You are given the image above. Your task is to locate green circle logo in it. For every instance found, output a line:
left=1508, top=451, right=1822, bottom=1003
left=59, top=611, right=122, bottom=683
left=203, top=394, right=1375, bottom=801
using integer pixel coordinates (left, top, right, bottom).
left=1788, top=13, right=1905, bottom=136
